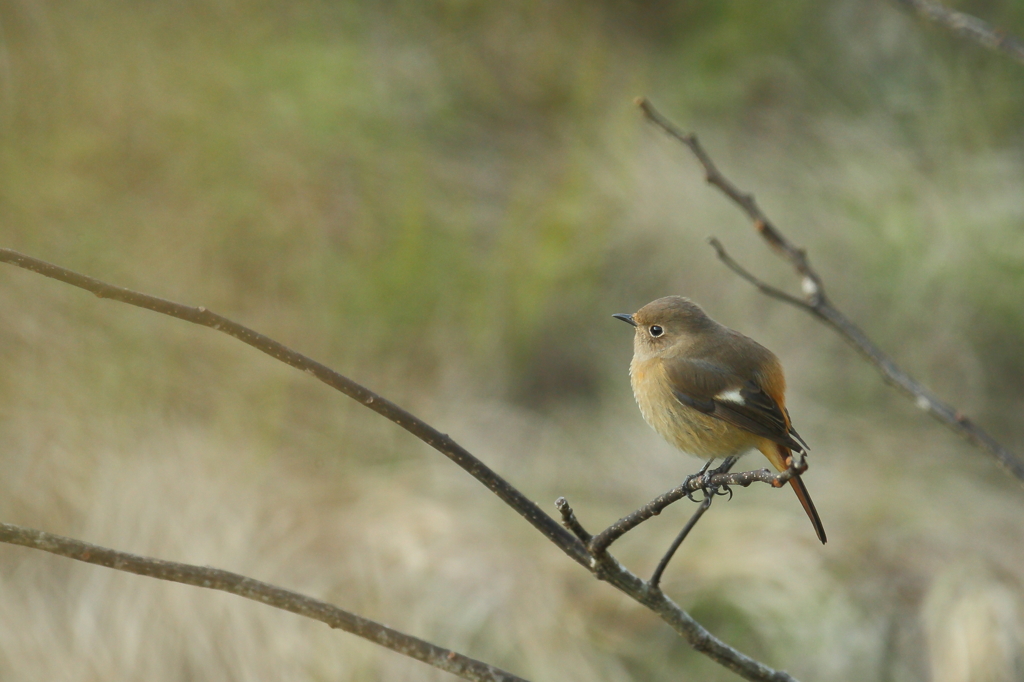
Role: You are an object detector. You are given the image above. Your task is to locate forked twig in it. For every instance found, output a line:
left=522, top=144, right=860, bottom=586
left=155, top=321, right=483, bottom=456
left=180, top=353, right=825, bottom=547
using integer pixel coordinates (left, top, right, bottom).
left=0, top=523, right=525, bottom=682
left=634, top=97, right=824, bottom=302
left=637, top=98, right=1024, bottom=484
left=0, top=249, right=800, bottom=682
left=556, top=457, right=803, bottom=593
left=585, top=457, right=805, bottom=555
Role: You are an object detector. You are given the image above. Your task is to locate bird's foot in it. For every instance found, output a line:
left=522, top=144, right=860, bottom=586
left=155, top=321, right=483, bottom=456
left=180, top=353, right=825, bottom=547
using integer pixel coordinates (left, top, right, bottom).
left=680, top=460, right=714, bottom=502
left=683, top=455, right=739, bottom=501
left=709, top=456, right=738, bottom=477
left=711, top=483, right=734, bottom=501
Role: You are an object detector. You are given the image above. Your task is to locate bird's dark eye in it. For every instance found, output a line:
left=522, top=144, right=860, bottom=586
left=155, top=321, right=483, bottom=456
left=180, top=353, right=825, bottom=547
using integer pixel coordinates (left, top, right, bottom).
left=649, top=325, right=664, bottom=338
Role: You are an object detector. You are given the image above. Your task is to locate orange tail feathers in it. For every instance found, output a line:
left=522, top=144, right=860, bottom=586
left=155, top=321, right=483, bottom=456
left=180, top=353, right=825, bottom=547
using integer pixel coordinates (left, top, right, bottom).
left=759, top=442, right=827, bottom=544
left=788, top=474, right=826, bottom=544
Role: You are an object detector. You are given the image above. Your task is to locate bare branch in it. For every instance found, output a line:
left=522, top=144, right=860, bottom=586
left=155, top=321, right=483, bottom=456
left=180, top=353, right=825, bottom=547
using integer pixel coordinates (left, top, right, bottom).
left=637, top=99, right=1024, bottom=485
left=891, top=0, right=1024, bottom=66
left=708, top=238, right=813, bottom=311
left=588, top=458, right=806, bottom=555
left=0, top=248, right=589, bottom=568
left=0, top=249, right=801, bottom=682
left=0, top=523, right=527, bottom=682
left=634, top=97, right=826, bottom=305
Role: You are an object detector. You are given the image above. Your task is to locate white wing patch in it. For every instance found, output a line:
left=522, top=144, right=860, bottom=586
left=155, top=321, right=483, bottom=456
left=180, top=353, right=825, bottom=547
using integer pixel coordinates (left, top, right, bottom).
left=716, top=388, right=745, bottom=404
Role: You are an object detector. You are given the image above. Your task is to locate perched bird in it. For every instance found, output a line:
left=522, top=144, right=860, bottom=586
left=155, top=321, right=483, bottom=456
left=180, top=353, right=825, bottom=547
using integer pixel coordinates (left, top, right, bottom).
left=614, top=295, right=826, bottom=544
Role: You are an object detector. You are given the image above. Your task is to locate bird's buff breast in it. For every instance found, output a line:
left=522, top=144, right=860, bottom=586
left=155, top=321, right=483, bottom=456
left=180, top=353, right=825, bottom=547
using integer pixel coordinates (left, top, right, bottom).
left=629, top=356, right=756, bottom=459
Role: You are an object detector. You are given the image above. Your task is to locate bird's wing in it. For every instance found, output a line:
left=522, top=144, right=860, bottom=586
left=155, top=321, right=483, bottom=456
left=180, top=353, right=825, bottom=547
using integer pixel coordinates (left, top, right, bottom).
left=666, top=359, right=807, bottom=453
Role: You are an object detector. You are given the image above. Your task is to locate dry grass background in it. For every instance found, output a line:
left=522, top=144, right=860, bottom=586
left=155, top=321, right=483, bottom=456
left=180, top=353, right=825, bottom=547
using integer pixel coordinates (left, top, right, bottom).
left=1, top=1, right=1024, bottom=680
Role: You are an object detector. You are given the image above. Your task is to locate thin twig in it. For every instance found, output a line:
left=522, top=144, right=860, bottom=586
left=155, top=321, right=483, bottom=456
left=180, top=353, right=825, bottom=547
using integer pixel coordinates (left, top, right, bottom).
left=650, top=496, right=713, bottom=589
left=0, top=249, right=800, bottom=682
left=648, top=455, right=738, bottom=588
left=0, top=523, right=526, bottom=682
left=588, top=458, right=805, bottom=555
left=634, top=97, right=826, bottom=305
left=708, top=238, right=811, bottom=310
left=555, top=497, right=592, bottom=543
left=891, top=0, right=1024, bottom=66
left=637, top=99, right=1024, bottom=485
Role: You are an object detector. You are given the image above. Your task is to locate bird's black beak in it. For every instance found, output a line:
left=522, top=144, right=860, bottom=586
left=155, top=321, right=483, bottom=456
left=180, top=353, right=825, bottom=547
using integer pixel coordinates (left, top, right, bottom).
left=612, top=313, right=637, bottom=327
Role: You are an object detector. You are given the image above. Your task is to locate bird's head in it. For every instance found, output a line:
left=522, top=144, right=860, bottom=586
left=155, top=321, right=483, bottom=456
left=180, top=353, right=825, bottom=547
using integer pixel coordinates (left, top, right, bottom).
left=613, top=296, right=715, bottom=359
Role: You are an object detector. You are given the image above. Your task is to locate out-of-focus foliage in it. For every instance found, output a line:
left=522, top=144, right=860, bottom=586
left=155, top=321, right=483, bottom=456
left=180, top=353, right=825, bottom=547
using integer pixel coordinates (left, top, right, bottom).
left=1, top=1, right=1023, bottom=680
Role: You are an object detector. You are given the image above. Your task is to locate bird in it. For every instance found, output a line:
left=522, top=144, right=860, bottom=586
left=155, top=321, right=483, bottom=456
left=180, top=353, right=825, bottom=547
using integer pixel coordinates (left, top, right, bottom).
left=614, top=295, right=826, bottom=544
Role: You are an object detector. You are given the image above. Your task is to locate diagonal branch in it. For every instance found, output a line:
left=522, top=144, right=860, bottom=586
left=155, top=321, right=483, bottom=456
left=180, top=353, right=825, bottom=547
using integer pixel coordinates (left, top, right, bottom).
left=0, top=249, right=800, bottom=682
left=0, top=248, right=588, bottom=568
left=0, top=522, right=527, bottom=682
left=891, top=0, right=1024, bottom=66
left=637, top=98, right=1024, bottom=484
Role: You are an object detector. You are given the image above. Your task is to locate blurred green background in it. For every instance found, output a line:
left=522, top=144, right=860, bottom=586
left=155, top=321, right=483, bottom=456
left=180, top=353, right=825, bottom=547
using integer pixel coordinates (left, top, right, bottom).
left=2, top=0, right=1024, bottom=680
